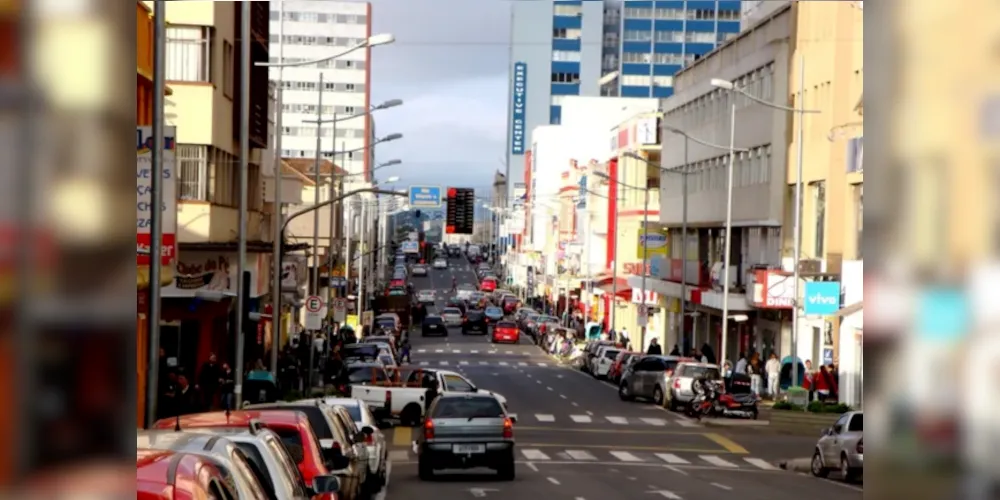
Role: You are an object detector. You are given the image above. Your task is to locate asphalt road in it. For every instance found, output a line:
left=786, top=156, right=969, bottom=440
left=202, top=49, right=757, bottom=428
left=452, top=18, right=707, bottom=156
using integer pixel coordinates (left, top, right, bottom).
left=382, top=258, right=862, bottom=500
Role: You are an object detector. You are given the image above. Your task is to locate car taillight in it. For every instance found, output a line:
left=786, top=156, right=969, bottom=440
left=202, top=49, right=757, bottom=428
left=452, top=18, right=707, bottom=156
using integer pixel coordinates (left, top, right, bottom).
left=424, top=419, right=435, bottom=439
left=857, top=440, right=863, bottom=454
left=502, top=418, right=514, bottom=439
left=385, top=390, right=392, bottom=408
left=365, top=434, right=375, bottom=445
left=673, top=379, right=681, bottom=390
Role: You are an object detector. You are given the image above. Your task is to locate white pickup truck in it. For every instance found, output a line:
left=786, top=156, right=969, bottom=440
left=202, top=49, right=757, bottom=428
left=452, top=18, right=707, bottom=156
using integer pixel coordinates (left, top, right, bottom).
left=348, top=365, right=509, bottom=426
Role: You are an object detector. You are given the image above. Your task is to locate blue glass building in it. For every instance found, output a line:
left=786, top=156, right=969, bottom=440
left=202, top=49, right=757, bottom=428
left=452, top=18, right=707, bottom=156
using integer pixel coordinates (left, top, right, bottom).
left=505, top=0, right=741, bottom=193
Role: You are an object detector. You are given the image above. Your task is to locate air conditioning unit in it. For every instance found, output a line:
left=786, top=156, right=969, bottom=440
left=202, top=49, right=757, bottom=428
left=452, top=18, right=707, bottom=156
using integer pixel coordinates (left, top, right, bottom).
left=797, top=259, right=823, bottom=275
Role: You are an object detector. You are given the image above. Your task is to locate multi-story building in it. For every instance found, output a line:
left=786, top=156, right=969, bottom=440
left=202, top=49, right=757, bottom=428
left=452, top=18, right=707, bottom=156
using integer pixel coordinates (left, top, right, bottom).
left=269, top=1, right=373, bottom=180
left=152, top=1, right=274, bottom=383
left=505, top=0, right=742, bottom=195
left=652, top=3, right=792, bottom=361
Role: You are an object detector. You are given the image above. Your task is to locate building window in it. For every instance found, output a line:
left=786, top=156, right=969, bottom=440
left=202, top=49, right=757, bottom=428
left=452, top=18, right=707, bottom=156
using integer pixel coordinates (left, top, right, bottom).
left=621, top=74, right=651, bottom=87
left=654, top=8, right=684, bottom=19
left=554, top=3, right=582, bottom=16
left=812, top=181, right=826, bottom=256
left=686, top=9, right=717, bottom=20
left=552, top=50, right=581, bottom=62
left=653, top=53, right=683, bottom=64
left=622, top=52, right=651, bottom=64
left=685, top=31, right=716, bottom=43
left=623, top=7, right=653, bottom=18
left=165, top=26, right=212, bottom=82
left=222, top=40, right=234, bottom=98
left=623, top=30, right=652, bottom=42
left=551, top=95, right=566, bottom=107
left=655, top=30, right=684, bottom=43
left=717, top=32, right=737, bottom=43
left=553, top=28, right=582, bottom=39
left=177, top=145, right=209, bottom=201
left=717, top=9, right=740, bottom=21
left=652, top=75, right=673, bottom=87
left=551, top=72, right=580, bottom=83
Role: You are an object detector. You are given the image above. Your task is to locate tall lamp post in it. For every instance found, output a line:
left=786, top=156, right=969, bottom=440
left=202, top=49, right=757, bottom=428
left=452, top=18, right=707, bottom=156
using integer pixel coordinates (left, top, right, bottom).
left=256, top=32, right=397, bottom=377
left=626, top=132, right=746, bottom=352
left=711, top=63, right=819, bottom=384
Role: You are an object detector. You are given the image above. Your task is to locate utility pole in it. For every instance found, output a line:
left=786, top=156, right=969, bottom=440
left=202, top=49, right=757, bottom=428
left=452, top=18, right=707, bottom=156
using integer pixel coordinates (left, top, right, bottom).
left=144, top=0, right=167, bottom=428
left=307, top=72, right=324, bottom=391
left=269, top=0, right=285, bottom=377
left=234, top=1, right=251, bottom=407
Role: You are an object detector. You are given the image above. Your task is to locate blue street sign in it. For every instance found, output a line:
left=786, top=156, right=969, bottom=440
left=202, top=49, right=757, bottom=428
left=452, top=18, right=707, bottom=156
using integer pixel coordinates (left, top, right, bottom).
left=803, top=281, right=842, bottom=315
left=409, top=185, right=442, bottom=208
left=511, top=62, right=527, bottom=155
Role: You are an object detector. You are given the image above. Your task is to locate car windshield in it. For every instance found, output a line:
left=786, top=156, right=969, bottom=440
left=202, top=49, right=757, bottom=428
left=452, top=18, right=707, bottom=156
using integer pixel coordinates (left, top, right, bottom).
left=537, top=316, right=558, bottom=323
left=442, top=308, right=461, bottom=315
left=431, top=397, right=505, bottom=419
left=375, top=319, right=395, bottom=328
left=340, top=404, right=363, bottom=422
left=486, top=307, right=502, bottom=315
left=496, top=321, right=517, bottom=329
left=604, top=350, right=621, bottom=360
left=682, top=365, right=721, bottom=379
left=342, top=345, right=379, bottom=360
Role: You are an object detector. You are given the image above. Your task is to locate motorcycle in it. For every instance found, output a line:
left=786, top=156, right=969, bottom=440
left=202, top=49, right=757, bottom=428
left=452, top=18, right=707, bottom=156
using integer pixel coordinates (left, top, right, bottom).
left=686, top=374, right=759, bottom=420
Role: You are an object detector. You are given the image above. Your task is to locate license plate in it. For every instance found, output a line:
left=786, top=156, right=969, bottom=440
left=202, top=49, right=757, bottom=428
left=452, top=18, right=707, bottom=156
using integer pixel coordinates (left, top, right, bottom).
left=453, top=444, right=486, bottom=454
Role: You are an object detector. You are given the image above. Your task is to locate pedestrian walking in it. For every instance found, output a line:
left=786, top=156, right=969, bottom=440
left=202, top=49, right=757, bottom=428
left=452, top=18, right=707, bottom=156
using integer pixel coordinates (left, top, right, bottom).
left=646, top=338, right=662, bottom=355
left=764, top=353, right=781, bottom=398
left=219, top=363, right=235, bottom=410
left=747, top=353, right=763, bottom=396
left=618, top=327, right=630, bottom=350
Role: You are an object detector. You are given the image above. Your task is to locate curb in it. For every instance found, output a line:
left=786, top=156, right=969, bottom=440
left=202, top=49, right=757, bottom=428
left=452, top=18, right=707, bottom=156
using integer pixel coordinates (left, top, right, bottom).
left=702, top=419, right=771, bottom=428
left=778, top=457, right=812, bottom=473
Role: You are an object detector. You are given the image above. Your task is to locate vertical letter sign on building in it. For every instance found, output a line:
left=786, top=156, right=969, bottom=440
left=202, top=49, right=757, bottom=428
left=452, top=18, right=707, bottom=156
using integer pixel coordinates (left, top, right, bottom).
left=445, top=187, right=475, bottom=235
left=511, top=62, right=527, bottom=155
left=137, top=126, right=177, bottom=266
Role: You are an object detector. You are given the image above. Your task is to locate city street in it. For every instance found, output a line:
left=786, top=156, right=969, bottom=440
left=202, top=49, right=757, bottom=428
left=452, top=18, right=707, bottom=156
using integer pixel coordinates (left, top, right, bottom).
left=381, top=259, right=862, bottom=500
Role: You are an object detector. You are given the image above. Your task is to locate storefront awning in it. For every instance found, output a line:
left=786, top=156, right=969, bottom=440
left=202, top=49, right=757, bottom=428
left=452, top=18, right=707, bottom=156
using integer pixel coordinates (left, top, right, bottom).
left=594, top=276, right=630, bottom=295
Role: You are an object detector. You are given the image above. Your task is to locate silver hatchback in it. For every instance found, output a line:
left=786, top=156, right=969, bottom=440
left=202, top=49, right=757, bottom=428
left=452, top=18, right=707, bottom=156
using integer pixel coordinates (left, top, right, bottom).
left=440, top=307, right=463, bottom=326
left=812, top=410, right=863, bottom=483
left=618, top=355, right=689, bottom=406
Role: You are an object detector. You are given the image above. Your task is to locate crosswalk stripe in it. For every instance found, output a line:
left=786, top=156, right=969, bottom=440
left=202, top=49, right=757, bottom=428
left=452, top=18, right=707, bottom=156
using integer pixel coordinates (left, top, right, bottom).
left=570, top=415, right=592, bottom=423
left=565, top=450, right=597, bottom=461
left=676, top=419, right=700, bottom=428
left=700, top=455, right=738, bottom=468
left=499, top=361, right=509, bottom=366
left=535, top=414, right=556, bottom=422
left=610, top=451, right=643, bottom=462
left=459, top=361, right=469, bottom=366
left=518, top=362, right=528, bottom=367
left=521, top=449, right=550, bottom=460
left=416, top=349, right=427, bottom=353
left=452, top=350, right=461, bottom=354
left=439, top=361, right=449, bottom=366
left=537, top=363, right=548, bottom=367
left=505, top=351, right=514, bottom=354
left=606, top=416, right=629, bottom=425
left=418, top=361, right=429, bottom=366
left=655, top=453, right=691, bottom=465
left=743, top=458, right=778, bottom=470
left=640, top=418, right=667, bottom=426
left=470, top=350, right=480, bottom=354
left=434, top=350, right=444, bottom=353
left=479, top=361, right=488, bottom=365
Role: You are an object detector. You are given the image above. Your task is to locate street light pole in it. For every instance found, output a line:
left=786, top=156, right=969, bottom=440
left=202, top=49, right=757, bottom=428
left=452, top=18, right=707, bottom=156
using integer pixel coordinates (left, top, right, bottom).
left=269, top=0, right=285, bottom=377
left=234, top=0, right=251, bottom=407
left=790, top=56, right=806, bottom=389
left=720, top=99, right=737, bottom=371
left=358, top=200, right=367, bottom=317
left=307, top=72, right=325, bottom=391
left=640, top=181, right=650, bottom=350
left=680, top=139, right=689, bottom=351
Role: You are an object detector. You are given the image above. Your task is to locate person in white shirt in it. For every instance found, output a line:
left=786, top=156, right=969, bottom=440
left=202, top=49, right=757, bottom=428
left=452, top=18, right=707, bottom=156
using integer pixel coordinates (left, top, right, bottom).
left=619, top=327, right=630, bottom=350
left=734, top=352, right=749, bottom=374
left=765, top=353, right=781, bottom=398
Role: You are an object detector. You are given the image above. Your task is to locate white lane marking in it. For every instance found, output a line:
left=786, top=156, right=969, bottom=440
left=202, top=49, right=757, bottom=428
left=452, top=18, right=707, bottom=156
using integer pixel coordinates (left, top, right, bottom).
left=519, top=362, right=528, bottom=367
left=570, top=415, right=592, bottom=423
left=610, top=451, right=643, bottom=462
left=536, top=380, right=542, bottom=384
left=505, top=351, right=514, bottom=354
left=640, top=418, right=667, bottom=426
left=665, top=465, right=689, bottom=476
left=434, top=349, right=444, bottom=353
left=387, top=450, right=409, bottom=461
left=606, top=416, right=629, bottom=425
left=526, top=462, right=539, bottom=472
left=479, top=361, right=489, bottom=365
left=565, top=449, right=597, bottom=461
left=535, top=414, right=556, bottom=422
left=547, top=477, right=561, bottom=485
left=547, top=387, right=554, bottom=391
left=521, top=449, right=551, bottom=460
left=572, top=402, right=579, bottom=407
left=655, top=453, right=690, bottom=465
left=459, top=361, right=469, bottom=366
left=439, top=361, right=450, bottom=366
left=418, top=361, right=429, bottom=366
left=700, top=455, right=738, bottom=468
left=560, top=394, right=568, bottom=400
left=557, top=375, right=564, bottom=379
left=452, top=350, right=461, bottom=354
left=499, top=361, right=509, bottom=366
left=470, top=350, right=480, bottom=354
left=416, top=349, right=427, bottom=353
left=743, top=458, right=779, bottom=470
left=537, top=363, right=548, bottom=367
left=676, top=419, right=700, bottom=428
left=711, top=483, right=733, bottom=491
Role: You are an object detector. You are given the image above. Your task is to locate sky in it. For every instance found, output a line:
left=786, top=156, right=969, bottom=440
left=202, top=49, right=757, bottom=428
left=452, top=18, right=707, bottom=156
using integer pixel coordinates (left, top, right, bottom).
left=367, top=0, right=512, bottom=199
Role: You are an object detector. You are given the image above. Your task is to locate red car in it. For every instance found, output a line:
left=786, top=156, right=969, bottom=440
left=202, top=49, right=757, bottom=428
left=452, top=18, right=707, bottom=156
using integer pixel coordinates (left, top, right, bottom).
left=501, top=296, right=519, bottom=314
left=491, top=320, right=520, bottom=344
left=480, top=277, right=498, bottom=292
left=137, top=449, right=233, bottom=500
left=153, top=410, right=348, bottom=495
left=608, top=351, right=640, bottom=383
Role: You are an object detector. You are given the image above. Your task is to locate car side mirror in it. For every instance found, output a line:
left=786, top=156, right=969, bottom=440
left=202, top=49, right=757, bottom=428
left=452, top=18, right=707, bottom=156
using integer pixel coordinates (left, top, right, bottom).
left=312, top=475, right=341, bottom=494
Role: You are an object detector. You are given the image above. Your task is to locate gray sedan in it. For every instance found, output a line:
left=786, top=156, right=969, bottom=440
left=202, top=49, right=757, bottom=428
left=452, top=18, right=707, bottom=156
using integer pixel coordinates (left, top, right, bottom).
left=415, top=393, right=517, bottom=480
left=440, top=307, right=464, bottom=327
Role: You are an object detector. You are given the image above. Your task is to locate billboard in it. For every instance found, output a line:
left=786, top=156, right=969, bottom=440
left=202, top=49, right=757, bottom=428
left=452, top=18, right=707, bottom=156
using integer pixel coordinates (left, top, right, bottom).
left=445, top=187, right=475, bottom=234
left=409, top=185, right=442, bottom=208
left=511, top=62, right=527, bottom=155
left=637, top=222, right=669, bottom=259
left=137, top=126, right=177, bottom=266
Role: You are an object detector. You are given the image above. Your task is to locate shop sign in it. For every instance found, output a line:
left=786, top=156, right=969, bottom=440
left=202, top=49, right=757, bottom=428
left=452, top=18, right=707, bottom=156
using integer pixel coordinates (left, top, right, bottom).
left=637, top=222, right=669, bottom=258
left=281, top=256, right=307, bottom=292
left=750, top=269, right=795, bottom=309
left=136, top=125, right=177, bottom=266
left=163, top=252, right=268, bottom=298
left=631, top=288, right=658, bottom=305
left=803, top=281, right=842, bottom=315
left=623, top=262, right=651, bottom=276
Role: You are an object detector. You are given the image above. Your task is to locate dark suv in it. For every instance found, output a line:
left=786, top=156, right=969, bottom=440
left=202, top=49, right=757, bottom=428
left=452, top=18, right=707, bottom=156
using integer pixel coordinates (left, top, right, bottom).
left=422, top=315, right=448, bottom=337
left=462, top=309, right=488, bottom=335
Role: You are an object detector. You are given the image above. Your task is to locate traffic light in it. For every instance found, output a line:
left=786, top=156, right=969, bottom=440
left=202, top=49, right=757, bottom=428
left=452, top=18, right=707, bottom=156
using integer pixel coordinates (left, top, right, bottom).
left=445, top=187, right=475, bottom=234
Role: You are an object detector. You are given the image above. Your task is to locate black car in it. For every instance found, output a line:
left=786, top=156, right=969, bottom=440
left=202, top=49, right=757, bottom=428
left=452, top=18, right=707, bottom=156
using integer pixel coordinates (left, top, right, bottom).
left=422, top=315, right=448, bottom=337
left=462, top=309, right=488, bottom=335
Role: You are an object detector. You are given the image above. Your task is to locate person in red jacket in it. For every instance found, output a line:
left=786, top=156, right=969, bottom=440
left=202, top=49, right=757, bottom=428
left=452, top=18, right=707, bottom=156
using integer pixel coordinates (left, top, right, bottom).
left=813, top=365, right=838, bottom=402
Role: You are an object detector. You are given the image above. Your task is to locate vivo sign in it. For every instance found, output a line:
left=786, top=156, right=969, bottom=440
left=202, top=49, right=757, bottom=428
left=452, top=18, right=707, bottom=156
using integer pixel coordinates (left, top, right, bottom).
left=803, top=282, right=842, bottom=315
left=511, top=62, right=527, bottom=155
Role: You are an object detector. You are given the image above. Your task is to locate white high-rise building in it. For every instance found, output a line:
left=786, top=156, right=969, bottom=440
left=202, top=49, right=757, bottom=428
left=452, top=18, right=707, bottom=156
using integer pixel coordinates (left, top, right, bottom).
left=269, top=1, right=373, bottom=179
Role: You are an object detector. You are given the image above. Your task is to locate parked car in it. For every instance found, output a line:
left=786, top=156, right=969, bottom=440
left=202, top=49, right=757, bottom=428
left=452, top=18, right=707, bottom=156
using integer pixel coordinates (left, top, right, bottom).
left=590, top=346, right=623, bottom=379
left=137, top=431, right=270, bottom=500
left=320, top=398, right=390, bottom=490
left=618, top=355, right=691, bottom=406
left=664, top=362, right=722, bottom=410
left=812, top=411, right=863, bottom=483
left=608, top=351, right=641, bottom=383
left=416, top=393, right=517, bottom=480
left=491, top=321, right=520, bottom=344
left=411, top=265, right=428, bottom=277
left=421, top=315, right=448, bottom=337
left=137, top=449, right=241, bottom=500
